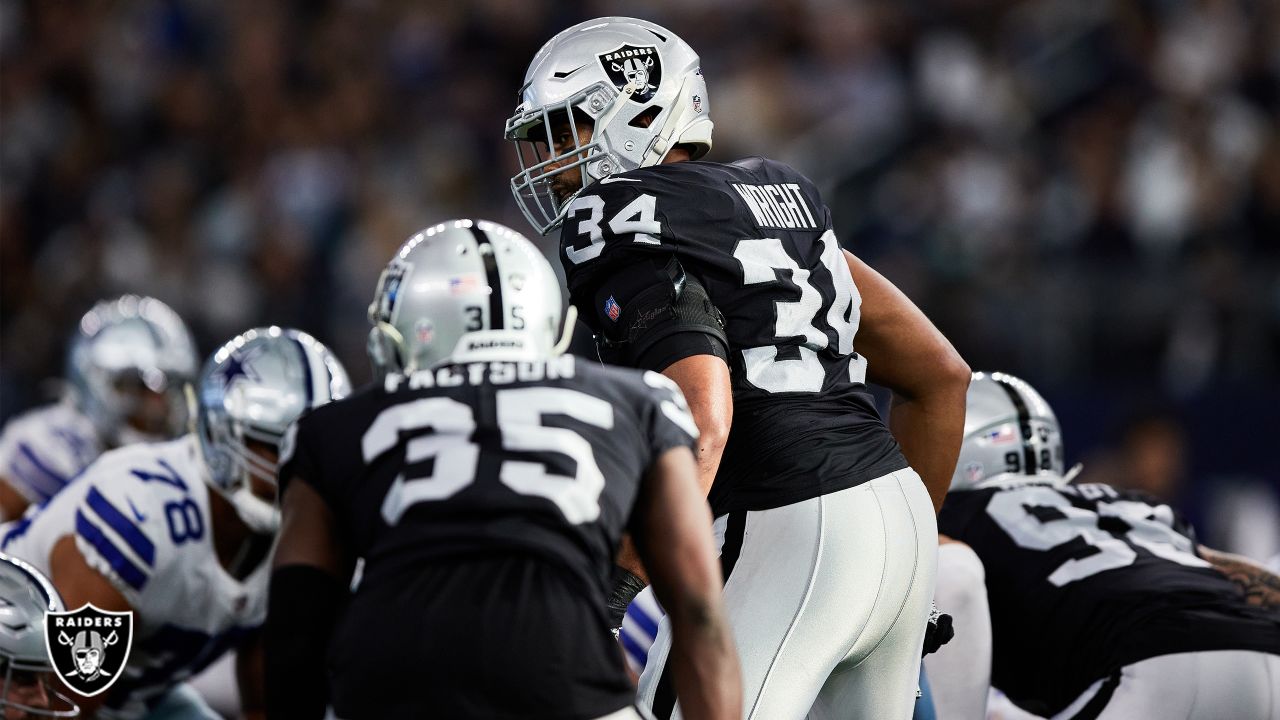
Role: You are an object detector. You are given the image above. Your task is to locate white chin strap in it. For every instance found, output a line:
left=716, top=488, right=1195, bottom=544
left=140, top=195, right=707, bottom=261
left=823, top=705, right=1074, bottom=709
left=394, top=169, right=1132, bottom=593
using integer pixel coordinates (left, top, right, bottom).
left=552, top=306, right=578, bottom=356
left=226, top=486, right=280, bottom=535
left=1063, top=463, right=1084, bottom=483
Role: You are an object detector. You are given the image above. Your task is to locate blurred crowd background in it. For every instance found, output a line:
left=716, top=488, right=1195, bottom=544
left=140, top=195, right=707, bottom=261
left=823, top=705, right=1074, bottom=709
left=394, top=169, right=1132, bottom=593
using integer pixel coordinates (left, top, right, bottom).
left=2, top=0, right=1277, bottom=555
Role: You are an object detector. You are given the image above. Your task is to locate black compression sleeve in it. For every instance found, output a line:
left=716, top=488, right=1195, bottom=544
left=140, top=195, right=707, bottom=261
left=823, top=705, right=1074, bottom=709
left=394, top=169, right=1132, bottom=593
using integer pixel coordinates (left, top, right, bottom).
left=634, top=330, right=729, bottom=373
left=265, top=565, right=345, bottom=720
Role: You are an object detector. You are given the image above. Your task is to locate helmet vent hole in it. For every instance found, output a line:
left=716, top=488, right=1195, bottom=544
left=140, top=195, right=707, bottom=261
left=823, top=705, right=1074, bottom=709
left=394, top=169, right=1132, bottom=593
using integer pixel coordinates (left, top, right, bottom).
left=629, top=106, right=663, bottom=129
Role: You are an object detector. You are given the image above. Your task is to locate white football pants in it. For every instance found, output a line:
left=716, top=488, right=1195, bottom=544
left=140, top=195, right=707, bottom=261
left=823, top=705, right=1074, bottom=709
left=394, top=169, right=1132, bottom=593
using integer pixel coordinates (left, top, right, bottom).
left=1053, top=650, right=1280, bottom=720
left=638, top=468, right=938, bottom=720
left=924, top=541, right=994, bottom=720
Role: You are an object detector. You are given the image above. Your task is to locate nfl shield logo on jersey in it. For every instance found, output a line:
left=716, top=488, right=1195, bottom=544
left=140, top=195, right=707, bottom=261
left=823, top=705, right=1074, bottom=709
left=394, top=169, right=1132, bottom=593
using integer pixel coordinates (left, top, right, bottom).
left=44, top=604, right=133, bottom=697
left=597, top=44, right=663, bottom=103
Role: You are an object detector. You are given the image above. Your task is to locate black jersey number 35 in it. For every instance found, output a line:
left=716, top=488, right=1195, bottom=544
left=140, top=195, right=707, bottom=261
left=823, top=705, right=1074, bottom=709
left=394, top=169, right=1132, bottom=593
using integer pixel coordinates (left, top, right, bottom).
left=362, top=387, right=611, bottom=525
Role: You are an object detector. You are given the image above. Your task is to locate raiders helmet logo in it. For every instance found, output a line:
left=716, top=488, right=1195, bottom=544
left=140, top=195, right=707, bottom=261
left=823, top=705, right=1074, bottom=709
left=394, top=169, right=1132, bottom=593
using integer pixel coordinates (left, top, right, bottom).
left=44, top=604, right=134, bottom=697
left=597, top=44, right=662, bottom=103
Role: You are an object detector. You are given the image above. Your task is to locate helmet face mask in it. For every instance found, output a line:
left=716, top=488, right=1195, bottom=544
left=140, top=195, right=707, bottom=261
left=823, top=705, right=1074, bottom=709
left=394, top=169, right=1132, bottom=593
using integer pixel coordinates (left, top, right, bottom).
left=67, top=295, right=198, bottom=447
left=507, top=83, right=617, bottom=234
left=951, top=372, right=1066, bottom=492
left=506, top=17, right=713, bottom=235
left=196, top=328, right=352, bottom=534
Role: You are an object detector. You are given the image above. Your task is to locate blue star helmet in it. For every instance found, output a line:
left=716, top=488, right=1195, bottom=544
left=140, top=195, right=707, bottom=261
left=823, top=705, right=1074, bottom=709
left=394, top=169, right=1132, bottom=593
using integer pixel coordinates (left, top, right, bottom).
left=195, top=328, right=351, bottom=533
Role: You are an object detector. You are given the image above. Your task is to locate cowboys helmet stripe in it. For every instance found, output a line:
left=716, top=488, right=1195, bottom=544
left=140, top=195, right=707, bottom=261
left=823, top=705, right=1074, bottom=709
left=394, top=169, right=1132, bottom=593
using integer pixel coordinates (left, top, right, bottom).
left=291, top=336, right=314, bottom=407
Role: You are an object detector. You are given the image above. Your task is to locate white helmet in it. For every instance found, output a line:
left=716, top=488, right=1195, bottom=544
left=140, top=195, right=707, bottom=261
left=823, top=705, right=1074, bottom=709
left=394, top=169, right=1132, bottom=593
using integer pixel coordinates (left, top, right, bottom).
left=505, top=16, right=713, bottom=234
left=367, top=219, right=569, bottom=379
left=196, top=328, right=351, bottom=534
left=66, top=295, right=199, bottom=447
left=0, top=554, right=77, bottom=717
left=951, top=372, right=1066, bottom=491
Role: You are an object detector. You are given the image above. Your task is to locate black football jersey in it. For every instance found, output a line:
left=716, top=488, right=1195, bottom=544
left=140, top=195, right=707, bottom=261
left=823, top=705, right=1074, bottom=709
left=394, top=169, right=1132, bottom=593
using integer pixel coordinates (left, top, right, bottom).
left=938, top=481, right=1280, bottom=717
left=281, top=355, right=698, bottom=607
left=558, top=157, right=907, bottom=514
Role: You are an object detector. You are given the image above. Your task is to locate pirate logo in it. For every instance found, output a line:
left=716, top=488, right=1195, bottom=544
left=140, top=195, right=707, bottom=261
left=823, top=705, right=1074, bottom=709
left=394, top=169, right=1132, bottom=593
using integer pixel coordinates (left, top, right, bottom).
left=44, top=604, right=133, bottom=697
left=597, top=44, right=663, bottom=103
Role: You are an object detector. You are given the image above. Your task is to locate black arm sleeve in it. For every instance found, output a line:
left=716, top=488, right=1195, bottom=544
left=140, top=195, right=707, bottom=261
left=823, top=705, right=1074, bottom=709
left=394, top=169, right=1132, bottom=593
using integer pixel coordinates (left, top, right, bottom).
left=265, top=565, right=346, bottom=720
left=588, top=256, right=729, bottom=372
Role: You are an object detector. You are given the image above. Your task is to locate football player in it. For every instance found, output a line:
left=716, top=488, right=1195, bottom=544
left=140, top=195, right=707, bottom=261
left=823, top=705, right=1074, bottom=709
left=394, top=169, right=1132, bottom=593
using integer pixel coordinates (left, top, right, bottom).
left=0, top=554, right=79, bottom=719
left=930, top=372, right=1280, bottom=719
left=267, top=219, right=740, bottom=720
left=1, top=327, right=350, bottom=719
left=0, top=296, right=198, bottom=521
left=506, top=16, right=970, bottom=719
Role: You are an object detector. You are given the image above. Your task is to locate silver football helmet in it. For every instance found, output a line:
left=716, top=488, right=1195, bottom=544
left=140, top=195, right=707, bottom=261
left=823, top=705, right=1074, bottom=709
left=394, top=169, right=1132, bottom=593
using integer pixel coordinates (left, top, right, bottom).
left=0, top=554, right=78, bottom=717
left=506, top=16, right=714, bottom=234
left=67, top=295, right=199, bottom=447
left=196, top=328, right=351, bottom=534
left=367, top=219, right=570, bottom=378
left=951, top=372, right=1066, bottom=491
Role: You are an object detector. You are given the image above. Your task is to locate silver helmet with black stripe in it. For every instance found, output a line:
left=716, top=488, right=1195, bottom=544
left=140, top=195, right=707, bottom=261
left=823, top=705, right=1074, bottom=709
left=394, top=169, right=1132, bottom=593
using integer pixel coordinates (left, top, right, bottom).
left=505, top=16, right=713, bottom=234
left=196, top=327, right=351, bottom=533
left=367, top=219, right=569, bottom=379
left=951, top=372, right=1066, bottom=491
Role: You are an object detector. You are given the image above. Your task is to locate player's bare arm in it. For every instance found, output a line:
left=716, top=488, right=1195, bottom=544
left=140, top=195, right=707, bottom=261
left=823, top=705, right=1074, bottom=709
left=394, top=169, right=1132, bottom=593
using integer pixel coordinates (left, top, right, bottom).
left=0, top=477, right=31, bottom=522
left=236, top=631, right=267, bottom=720
left=844, top=250, right=970, bottom=513
left=634, top=446, right=741, bottom=720
left=610, top=355, right=731, bottom=589
left=266, top=477, right=350, bottom=720
left=48, top=534, right=133, bottom=716
left=1198, top=545, right=1280, bottom=609
left=660, top=355, right=733, bottom=497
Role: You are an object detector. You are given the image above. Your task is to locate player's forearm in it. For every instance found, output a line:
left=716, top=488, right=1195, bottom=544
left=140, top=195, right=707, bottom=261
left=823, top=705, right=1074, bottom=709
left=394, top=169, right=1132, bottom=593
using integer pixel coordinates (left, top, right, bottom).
left=0, top=477, right=31, bottom=522
left=692, top=438, right=726, bottom=498
left=1199, top=546, right=1280, bottom=609
left=667, top=598, right=742, bottom=720
left=237, top=633, right=268, bottom=718
left=661, top=355, right=733, bottom=498
left=888, top=388, right=967, bottom=514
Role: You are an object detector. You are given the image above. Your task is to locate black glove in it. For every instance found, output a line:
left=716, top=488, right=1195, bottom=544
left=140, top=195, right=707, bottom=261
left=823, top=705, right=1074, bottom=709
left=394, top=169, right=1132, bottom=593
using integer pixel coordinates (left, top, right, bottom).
left=607, top=566, right=647, bottom=628
left=922, top=602, right=955, bottom=656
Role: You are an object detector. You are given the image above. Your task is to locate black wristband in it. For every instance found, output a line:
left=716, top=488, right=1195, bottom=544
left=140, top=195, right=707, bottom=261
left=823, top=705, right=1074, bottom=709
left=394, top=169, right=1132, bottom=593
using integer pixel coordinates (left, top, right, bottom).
left=606, top=566, right=648, bottom=628
left=266, top=564, right=345, bottom=720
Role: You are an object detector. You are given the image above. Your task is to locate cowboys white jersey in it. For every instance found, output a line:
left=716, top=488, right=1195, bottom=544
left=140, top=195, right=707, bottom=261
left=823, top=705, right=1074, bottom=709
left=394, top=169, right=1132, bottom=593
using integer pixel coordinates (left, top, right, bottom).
left=0, top=400, right=102, bottom=506
left=0, top=434, right=268, bottom=719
